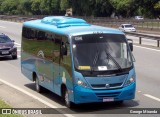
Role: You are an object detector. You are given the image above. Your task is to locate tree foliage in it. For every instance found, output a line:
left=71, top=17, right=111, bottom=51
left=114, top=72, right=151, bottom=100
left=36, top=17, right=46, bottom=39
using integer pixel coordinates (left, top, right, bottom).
left=0, top=0, right=159, bottom=18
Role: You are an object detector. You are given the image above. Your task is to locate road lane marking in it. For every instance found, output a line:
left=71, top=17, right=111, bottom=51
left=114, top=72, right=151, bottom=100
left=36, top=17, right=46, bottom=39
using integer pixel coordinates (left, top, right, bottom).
left=0, top=20, right=21, bottom=24
left=134, top=45, right=160, bottom=52
left=15, top=43, right=21, bottom=58
left=16, top=45, right=21, bottom=48
left=0, top=79, right=74, bottom=117
left=15, top=42, right=21, bottom=46
left=144, top=94, right=160, bottom=102
left=0, top=26, right=6, bottom=28
left=15, top=43, right=21, bottom=48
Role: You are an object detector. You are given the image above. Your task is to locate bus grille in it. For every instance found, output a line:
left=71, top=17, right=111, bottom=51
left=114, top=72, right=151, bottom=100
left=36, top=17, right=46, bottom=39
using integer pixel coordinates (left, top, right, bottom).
left=95, top=92, right=121, bottom=100
left=91, top=83, right=122, bottom=89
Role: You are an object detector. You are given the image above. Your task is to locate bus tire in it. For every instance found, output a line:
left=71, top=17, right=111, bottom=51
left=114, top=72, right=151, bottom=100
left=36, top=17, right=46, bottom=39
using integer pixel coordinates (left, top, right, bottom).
left=35, top=76, right=41, bottom=93
left=64, top=88, right=73, bottom=108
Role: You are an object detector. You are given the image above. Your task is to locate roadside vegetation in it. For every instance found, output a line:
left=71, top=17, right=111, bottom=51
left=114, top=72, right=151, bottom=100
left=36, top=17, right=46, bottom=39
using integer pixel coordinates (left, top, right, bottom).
left=0, top=99, right=23, bottom=117
left=0, top=0, right=159, bottom=18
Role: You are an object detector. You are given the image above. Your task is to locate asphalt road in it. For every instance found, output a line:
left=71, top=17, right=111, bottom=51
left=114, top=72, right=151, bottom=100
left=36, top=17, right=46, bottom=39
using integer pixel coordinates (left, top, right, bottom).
left=0, top=20, right=160, bottom=117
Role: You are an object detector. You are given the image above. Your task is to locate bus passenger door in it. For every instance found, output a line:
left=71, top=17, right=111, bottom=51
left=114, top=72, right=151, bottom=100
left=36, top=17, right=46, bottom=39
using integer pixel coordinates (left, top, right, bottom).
left=59, top=39, right=73, bottom=96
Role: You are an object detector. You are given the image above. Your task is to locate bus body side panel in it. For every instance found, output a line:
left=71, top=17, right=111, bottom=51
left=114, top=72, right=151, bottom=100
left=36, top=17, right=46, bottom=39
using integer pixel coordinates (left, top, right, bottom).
left=21, top=52, right=37, bottom=81
left=36, top=59, right=55, bottom=92
left=21, top=26, right=57, bottom=92
left=59, top=65, right=74, bottom=101
left=21, top=25, right=74, bottom=100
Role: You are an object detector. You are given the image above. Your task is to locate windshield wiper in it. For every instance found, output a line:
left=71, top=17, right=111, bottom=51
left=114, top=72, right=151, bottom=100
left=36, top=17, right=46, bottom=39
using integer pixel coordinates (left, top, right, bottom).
left=104, top=50, right=122, bottom=71
left=92, top=50, right=99, bottom=66
left=90, top=49, right=100, bottom=73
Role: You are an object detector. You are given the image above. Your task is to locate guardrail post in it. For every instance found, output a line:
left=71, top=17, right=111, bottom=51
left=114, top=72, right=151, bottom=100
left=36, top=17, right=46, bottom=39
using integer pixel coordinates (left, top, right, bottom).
left=157, top=40, right=160, bottom=47
left=139, top=37, right=142, bottom=44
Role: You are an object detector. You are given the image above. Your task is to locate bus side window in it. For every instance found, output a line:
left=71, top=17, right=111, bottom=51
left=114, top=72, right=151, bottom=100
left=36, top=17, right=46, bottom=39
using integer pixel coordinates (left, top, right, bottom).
left=38, top=31, right=45, bottom=40
left=52, top=35, right=61, bottom=63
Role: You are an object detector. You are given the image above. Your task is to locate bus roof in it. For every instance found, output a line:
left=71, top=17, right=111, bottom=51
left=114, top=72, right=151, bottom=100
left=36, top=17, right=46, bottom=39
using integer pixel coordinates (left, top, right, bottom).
left=23, top=16, right=124, bottom=36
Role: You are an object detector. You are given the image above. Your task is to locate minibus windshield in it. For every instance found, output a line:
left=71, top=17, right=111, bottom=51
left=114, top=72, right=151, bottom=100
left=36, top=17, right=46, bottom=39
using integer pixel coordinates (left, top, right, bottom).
left=72, top=34, right=133, bottom=72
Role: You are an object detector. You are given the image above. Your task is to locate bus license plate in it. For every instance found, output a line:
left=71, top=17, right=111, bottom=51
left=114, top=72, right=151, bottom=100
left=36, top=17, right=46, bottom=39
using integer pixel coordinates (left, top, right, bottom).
left=2, top=51, right=9, bottom=54
left=103, top=98, right=114, bottom=102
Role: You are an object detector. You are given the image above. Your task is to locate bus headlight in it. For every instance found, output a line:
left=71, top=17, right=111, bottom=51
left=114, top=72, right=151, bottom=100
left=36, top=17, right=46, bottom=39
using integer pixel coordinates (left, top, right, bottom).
left=125, top=77, right=135, bottom=86
left=77, top=79, right=89, bottom=88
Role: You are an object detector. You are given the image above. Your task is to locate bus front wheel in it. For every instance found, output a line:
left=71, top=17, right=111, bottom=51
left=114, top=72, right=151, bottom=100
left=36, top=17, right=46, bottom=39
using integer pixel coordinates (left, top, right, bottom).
left=63, top=88, right=73, bottom=108
left=35, top=76, right=41, bottom=93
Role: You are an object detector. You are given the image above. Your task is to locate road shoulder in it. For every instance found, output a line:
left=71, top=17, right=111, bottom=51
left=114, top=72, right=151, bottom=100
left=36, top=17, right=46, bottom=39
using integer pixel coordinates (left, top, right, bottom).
left=0, top=81, right=65, bottom=117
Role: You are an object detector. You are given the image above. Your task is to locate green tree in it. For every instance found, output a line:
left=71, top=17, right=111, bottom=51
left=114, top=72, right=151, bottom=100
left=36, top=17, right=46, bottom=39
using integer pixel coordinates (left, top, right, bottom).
left=31, top=0, right=41, bottom=15
left=154, top=1, right=160, bottom=18
left=94, top=0, right=113, bottom=17
left=50, top=0, right=61, bottom=15
left=71, top=0, right=95, bottom=16
left=60, top=0, right=69, bottom=11
left=109, top=0, right=134, bottom=17
left=20, top=0, right=32, bottom=15
left=0, top=0, right=159, bottom=18
left=134, top=0, right=160, bottom=18
left=0, top=0, right=20, bottom=15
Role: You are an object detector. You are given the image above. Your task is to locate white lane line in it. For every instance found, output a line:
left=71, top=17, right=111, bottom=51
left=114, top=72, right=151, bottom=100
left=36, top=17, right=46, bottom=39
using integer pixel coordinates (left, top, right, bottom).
left=144, top=94, right=160, bottom=102
left=0, top=79, right=74, bottom=117
left=134, top=45, right=160, bottom=52
left=0, top=20, right=21, bottom=24
left=15, top=42, right=21, bottom=46
left=138, top=91, right=142, bottom=93
left=0, top=26, right=6, bottom=28
left=17, top=50, right=21, bottom=52
left=15, top=43, right=21, bottom=48
left=16, top=43, right=21, bottom=58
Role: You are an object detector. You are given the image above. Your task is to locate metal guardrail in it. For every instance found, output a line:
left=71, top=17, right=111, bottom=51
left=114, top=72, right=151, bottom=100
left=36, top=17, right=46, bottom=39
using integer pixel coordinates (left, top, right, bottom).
left=126, top=32, right=160, bottom=47
left=0, top=15, right=160, bottom=47
left=0, top=15, right=37, bottom=22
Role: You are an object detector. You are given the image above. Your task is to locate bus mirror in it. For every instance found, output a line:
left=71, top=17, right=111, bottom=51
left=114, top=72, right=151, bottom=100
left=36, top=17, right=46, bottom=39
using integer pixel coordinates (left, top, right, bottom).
left=61, top=45, right=67, bottom=56
left=127, top=39, right=133, bottom=51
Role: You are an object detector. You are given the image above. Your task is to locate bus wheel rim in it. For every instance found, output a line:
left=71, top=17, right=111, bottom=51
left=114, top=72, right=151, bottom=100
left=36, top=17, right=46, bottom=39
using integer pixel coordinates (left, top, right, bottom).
left=36, top=79, right=39, bottom=90
left=65, top=91, right=69, bottom=106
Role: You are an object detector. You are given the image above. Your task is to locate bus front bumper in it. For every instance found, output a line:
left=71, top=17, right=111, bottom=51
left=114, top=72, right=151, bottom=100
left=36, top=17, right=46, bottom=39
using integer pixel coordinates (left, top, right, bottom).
left=73, top=83, right=136, bottom=104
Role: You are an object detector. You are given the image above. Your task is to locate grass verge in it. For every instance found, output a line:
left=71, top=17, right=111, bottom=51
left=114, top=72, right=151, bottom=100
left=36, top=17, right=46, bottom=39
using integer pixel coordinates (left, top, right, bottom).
left=0, top=99, right=23, bottom=117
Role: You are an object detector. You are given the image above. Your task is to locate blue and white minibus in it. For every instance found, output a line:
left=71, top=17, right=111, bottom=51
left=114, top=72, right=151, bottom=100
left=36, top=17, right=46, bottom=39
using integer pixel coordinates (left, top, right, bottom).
left=21, top=16, right=136, bottom=108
